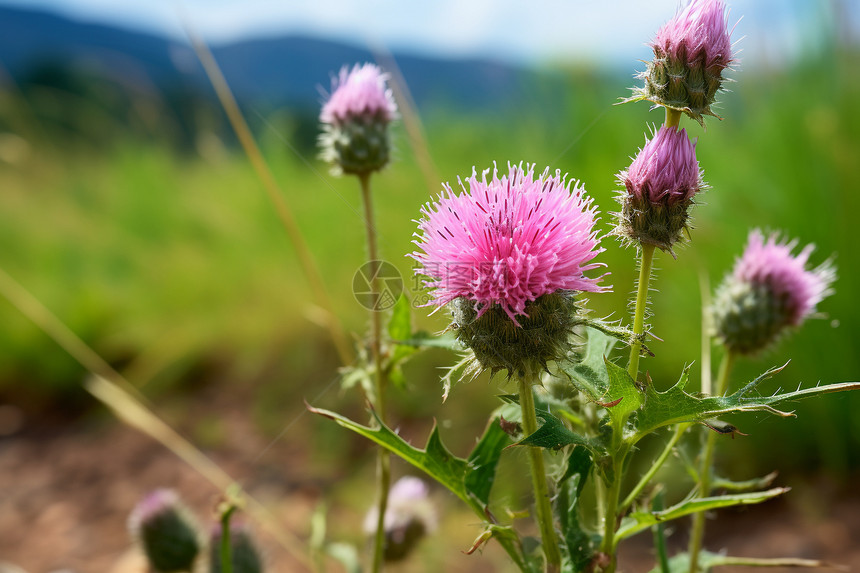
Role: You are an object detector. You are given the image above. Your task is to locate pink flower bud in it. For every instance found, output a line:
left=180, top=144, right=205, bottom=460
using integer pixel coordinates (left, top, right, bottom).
left=625, top=0, right=735, bottom=125
left=615, top=126, right=704, bottom=251
left=319, top=63, right=397, bottom=176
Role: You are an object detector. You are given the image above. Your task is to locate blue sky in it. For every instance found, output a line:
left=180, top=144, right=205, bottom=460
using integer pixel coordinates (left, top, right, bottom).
left=1, top=0, right=854, bottom=66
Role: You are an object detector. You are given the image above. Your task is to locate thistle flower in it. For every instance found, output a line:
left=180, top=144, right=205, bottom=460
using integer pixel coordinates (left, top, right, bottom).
left=627, top=0, right=734, bottom=125
left=615, top=126, right=704, bottom=252
left=128, top=489, right=201, bottom=573
left=411, top=163, right=606, bottom=376
left=210, top=521, right=264, bottom=573
left=319, top=63, right=397, bottom=175
left=712, top=230, right=835, bottom=355
left=363, top=477, right=437, bottom=562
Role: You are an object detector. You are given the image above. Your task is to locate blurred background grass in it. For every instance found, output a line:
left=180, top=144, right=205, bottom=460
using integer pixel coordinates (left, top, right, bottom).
left=0, top=2, right=858, bottom=503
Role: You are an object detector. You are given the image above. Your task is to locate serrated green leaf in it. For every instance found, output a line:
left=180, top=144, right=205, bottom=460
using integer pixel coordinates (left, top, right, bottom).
left=634, top=363, right=860, bottom=441
left=558, top=448, right=596, bottom=573
left=310, top=405, right=532, bottom=569
left=603, top=358, right=643, bottom=429
left=516, top=409, right=595, bottom=451
left=615, top=487, right=789, bottom=545
left=465, top=418, right=511, bottom=506
left=309, top=405, right=513, bottom=519
left=563, top=327, right=616, bottom=401
left=560, top=446, right=592, bottom=498
left=309, top=404, right=478, bottom=511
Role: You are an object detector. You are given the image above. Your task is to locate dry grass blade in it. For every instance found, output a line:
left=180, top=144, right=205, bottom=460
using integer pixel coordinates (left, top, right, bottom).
left=185, top=25, right=354, bottom=366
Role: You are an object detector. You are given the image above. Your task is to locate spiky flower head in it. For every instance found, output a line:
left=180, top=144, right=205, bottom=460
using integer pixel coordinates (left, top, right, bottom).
left=319, top=63, right=397, bottom=176
left=712, top=230, right=835, bottom=355
left=627, top=0, right=734, bottom=125
left=363, top=477, right=437, bottom=562
left=128, top=489, right=201, bottom=573
left=411, top=163, right=606, bottom=377
left=615, top=126, right=704, bottom=252
left=210, top=520, right=264, bottom=573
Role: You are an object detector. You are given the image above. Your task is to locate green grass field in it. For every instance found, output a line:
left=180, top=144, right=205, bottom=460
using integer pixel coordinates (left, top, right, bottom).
left=0, top=46, right=858, bottom=478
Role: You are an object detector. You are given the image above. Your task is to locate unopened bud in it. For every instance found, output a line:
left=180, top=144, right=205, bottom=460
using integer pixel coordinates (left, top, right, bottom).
left=625, top=0, right=734, bottom=125
left=128, top=489, right=201, bottom=573
left=615, top=126, right=704, bottom=252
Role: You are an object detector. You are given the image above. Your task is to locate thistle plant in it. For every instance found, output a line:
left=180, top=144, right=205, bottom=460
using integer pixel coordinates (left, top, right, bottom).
left=128, top=489, right=266, bottom=573
left=129, top=490, right=202, bottom=573
left=307, top=2, right=860, bottom=572
left=319, top=62, right=400, bottom=573
left=129, top=489, right=202, bottom=573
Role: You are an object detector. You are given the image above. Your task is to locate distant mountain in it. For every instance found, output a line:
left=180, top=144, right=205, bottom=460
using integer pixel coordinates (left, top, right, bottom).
left=0, top=4, right=555, bottom=113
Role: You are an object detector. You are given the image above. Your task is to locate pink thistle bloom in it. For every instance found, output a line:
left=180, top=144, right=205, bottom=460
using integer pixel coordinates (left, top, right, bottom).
left=411, top=163, right=606, bottom=324
left=623, top=126, right=701, bottom=205
left=320, top=63, right=397, bottom=125
left=653, top=0, right=733, bottom=71
left=732, top=230, right=834, bottom=327
left=713, top=230, right=835, bottom=354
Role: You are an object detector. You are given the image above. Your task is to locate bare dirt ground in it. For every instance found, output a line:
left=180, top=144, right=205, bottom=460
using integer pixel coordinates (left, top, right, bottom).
left=1, top=386, right=858, bottom=573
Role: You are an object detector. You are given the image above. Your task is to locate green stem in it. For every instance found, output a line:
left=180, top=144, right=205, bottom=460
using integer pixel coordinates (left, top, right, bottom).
left=599, top=443, right=630, bottom=572
left=627, top=243, right=656, bottom=381
left=688, top=351, right=735, bottom=573
left=651, top=491, right=670, bottom=573
left=359, top=173, right=391, bottom=573
left=620, top=423, right=689, bottom=512
left=665, top=107, right=682, bottom=129
left=518, top=374, right=562, bottom=573
left=220, top=505, right=237, bottom=573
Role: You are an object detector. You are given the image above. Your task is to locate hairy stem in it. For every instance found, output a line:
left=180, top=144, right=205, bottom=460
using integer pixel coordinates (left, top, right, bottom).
left=519, top=375, right=562, bottom=573
left=599, top=444, right=631, bottom=571
left=627, top=243, right=656, bottom=381
left=688, top=351, right=735, bottom=573
left=359, top=173, right=391, bottom=573
left=620, top=422, right=688, bottom=512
